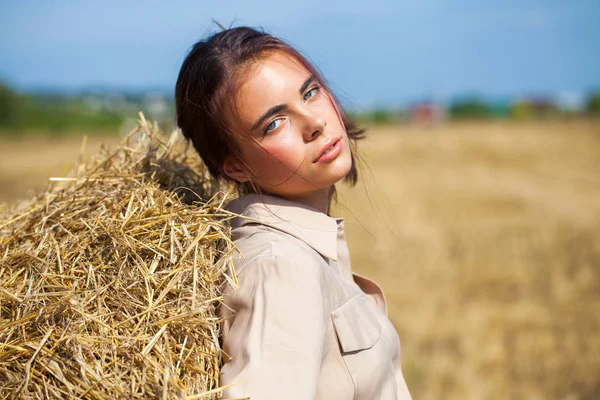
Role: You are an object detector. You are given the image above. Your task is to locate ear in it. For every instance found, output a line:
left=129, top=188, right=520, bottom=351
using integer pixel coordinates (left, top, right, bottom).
left=221, top=156, right=252, bottom=183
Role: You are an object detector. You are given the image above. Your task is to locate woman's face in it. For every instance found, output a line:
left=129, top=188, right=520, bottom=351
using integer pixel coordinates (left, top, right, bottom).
left=224, top=51, right=353, bottom=202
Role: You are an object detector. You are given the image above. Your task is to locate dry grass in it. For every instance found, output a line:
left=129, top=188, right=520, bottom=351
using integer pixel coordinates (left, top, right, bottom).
left=0, top=135, right=122, bottom=204
left=334, top=119, right=600, bottom=400
left=0, top=116, right=237, bottom=399
left=1, top=119, right=599, bottom=399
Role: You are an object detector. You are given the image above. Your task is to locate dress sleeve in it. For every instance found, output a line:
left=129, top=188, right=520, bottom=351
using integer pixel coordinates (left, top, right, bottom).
left=220, top=255, right=328, bottom=400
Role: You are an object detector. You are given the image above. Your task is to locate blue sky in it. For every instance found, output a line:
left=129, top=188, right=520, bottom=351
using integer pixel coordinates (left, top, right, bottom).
left=1, top=0, right=599, bottom=108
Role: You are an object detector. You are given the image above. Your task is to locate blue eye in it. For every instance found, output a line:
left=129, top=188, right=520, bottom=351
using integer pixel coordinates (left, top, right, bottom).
left=303, top=86, right=320, bottom=101
left=265, top=118, right=281, bottom=133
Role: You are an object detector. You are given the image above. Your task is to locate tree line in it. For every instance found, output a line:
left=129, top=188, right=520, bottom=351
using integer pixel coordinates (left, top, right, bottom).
left=1, top=81, right=599, bottom=135
left=0, top=83, right=124, bottom=135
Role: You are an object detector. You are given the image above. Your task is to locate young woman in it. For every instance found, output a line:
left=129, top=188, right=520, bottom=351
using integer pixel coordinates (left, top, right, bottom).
left=175, top=26, right=412, bottom=400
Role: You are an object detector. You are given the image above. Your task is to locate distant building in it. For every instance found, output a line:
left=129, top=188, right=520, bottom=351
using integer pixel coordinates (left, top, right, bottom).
left=529, top=98, right=558, bottom=114
left=408, top=102, right=445, bottom=125
left=556, top=91, right=586, bottom=113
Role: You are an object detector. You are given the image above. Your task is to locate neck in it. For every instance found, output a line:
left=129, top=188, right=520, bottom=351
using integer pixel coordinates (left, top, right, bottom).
left=263, top=186, right=332, bottom=215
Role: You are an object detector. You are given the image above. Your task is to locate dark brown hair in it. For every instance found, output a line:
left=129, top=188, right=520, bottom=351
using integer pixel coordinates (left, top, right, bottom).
left=175, top=26, right=365, bottom=203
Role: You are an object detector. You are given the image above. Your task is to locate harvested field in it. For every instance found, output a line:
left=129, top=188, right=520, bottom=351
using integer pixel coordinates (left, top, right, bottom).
left=335, top=120, right=600, bottom=400
left=1, top=119, right=599, bottom=399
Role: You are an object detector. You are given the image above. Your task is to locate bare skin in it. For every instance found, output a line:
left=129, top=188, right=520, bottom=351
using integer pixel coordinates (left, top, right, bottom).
left=222, top=51, right=352, bottom=214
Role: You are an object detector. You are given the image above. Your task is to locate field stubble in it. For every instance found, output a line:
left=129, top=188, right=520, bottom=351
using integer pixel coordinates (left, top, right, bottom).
left=1, top=120, right=599, bottom=399
left=335, top=120, right=600, bottom=400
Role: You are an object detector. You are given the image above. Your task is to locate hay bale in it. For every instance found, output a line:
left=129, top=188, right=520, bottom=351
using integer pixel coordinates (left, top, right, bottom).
left=0, top=113, right=238, bottom=399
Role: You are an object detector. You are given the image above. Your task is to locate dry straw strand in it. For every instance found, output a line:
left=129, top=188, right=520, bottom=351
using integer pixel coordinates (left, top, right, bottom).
left=0, top=113, right=239, bottom=399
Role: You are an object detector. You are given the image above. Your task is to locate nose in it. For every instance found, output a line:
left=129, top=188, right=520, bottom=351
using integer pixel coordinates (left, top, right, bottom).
left=302, top=112, right=327, bottom=142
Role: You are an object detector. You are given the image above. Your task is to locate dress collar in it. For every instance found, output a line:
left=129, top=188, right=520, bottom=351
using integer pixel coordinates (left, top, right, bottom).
left=226, top=193, right=341, bottom=261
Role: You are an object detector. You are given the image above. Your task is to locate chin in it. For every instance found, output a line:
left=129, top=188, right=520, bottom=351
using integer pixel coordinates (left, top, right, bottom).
left=329, top=153, right=353, bottom=185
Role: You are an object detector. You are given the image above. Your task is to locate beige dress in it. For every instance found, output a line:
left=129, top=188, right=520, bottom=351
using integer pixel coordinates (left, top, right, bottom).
left=219, top=193, right=412, bottom=400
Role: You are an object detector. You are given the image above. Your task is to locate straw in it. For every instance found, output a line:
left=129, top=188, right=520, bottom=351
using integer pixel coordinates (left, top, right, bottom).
left=0, top=113, right=238, bottom=399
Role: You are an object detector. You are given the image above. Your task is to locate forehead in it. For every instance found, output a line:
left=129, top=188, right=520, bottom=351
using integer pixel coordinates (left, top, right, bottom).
left=234, top=52, right=311, bottom=117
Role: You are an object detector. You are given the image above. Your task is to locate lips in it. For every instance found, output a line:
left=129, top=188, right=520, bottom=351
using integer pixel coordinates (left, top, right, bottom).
left=314, top=137, right=342, bottom=163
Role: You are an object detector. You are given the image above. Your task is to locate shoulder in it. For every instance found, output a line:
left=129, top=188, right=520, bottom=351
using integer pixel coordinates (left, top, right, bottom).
left=224, top=240, right=330, bottom=310
left=231, top=223, right=326, bottom=276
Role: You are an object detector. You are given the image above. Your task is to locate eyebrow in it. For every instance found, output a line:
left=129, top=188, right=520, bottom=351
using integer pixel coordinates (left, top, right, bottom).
left=250, top=75, right=316, bottom=131
left=299, top=75, right=315, bottom=95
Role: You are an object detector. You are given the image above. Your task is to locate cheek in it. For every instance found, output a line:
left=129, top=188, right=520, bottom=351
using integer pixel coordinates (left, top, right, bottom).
left=321, top=93, right=345, bottom=130
left=245, top=137, right=306, bottom=176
